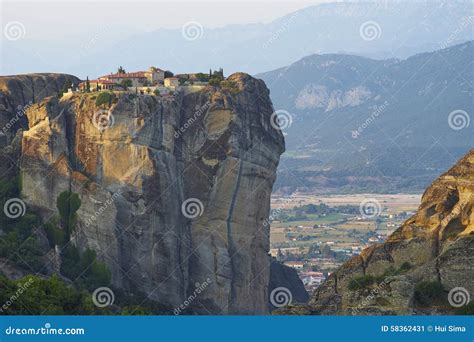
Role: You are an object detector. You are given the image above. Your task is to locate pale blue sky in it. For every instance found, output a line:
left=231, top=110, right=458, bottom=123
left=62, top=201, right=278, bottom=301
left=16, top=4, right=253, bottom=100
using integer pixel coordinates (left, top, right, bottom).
left=1, top=0, right=329, bottom=40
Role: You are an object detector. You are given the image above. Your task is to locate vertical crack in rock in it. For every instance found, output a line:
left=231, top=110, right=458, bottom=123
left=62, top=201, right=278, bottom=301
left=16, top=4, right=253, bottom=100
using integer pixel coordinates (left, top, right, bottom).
left=29, top=78, right=35, bottom=104
left=226, top=157, right=244, bottom=310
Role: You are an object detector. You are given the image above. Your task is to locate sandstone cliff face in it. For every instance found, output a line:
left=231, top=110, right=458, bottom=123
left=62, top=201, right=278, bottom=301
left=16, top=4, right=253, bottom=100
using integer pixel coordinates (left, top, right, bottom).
left=20, top=73, right=286, bottom=314
left=0, top=74, right=80, bottom=138
left=0, top=74, right=79, bottom=178
left=284, top=150, right=474, bottom=315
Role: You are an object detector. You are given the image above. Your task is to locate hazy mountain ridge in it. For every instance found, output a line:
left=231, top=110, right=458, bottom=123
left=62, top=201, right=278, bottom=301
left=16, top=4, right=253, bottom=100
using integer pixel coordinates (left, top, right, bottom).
left=2, top=1, right=472, bottom=78
left=257, top=41, right=474, bottom=193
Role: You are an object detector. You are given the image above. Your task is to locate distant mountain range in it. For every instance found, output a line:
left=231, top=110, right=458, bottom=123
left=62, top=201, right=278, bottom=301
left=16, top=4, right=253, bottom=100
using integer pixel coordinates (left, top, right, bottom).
left=2, top=0, right=473, bottom=78
left=257, top=41, right=473, bottom=193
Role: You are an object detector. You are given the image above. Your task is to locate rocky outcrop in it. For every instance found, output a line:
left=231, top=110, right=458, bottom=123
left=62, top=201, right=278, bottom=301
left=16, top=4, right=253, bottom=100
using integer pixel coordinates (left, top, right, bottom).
left=19, top=73, right=286, bottom=314
left=280, top=150, right=474, bottom=315
left=0, top=74, right=79, bottom=178
left=269, top=259, right=309, bottom=308
left=0, top=73, right=79, bottom=139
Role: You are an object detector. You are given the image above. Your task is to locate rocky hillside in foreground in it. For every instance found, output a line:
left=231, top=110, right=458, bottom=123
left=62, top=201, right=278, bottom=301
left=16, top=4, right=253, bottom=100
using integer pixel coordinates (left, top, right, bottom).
left=0, top=72, right=308, bottom=314
left=279, top=150, right=474, bottom=315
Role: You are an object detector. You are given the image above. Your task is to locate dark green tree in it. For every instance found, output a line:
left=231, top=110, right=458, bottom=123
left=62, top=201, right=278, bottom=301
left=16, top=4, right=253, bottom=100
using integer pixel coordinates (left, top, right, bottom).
left=95, top=92, right=114, bottom=107
left=120, top=79, right=132, bottom=88
left=60, top=79, right=72, bottom=96
left=195, top=73, right=209, bottom=82
left=56, top=191, right=81, bottom=240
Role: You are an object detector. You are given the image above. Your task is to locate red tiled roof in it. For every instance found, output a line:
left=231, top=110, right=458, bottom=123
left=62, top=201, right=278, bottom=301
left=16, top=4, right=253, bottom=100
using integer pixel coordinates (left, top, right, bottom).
left=101, top=71, right=147, bottom=79
left=79, top=79, right=117, bottom=86
left=81, top=79, right=116, bottom=84
left=98, top=79, right=116, bottom=84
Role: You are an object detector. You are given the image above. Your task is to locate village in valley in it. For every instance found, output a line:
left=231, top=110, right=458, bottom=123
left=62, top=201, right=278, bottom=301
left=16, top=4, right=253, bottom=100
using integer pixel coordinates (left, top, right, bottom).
left=64, top=66, right=226, bottom=97
left=269, top=193, right=420, bottom=294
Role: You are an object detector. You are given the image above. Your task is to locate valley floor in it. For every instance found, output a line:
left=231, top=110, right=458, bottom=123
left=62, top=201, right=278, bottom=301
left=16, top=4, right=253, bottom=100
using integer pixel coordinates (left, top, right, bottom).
left=269, top=193, right=421, bottom=294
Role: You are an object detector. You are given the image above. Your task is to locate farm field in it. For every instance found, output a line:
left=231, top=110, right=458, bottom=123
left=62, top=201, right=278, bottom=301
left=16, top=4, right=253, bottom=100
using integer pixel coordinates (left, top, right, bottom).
left=269, top=193, right=421, bottom=274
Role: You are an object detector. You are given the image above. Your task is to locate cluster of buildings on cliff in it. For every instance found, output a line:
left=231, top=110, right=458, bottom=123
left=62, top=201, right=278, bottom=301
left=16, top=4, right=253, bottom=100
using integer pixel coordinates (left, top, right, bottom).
left=75, top=66, right=223, bottom=94
left=79, top=67, right=172, bottom=91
